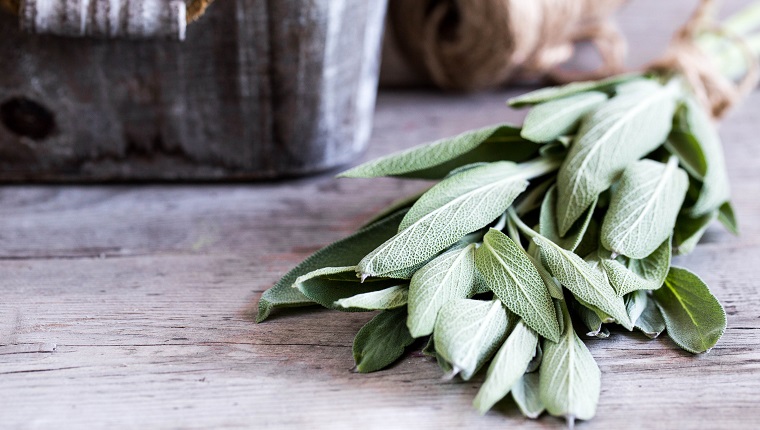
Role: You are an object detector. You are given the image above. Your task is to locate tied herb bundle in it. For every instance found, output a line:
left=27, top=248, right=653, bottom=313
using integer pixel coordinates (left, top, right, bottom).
left=257, top=1, right=760, bottom=425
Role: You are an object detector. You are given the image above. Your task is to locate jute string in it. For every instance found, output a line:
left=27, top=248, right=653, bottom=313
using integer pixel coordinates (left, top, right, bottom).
left=387, top=0, right=627, bottom=91
left=0, top=0, right=214, bottom=23
left=647, top=0, right=759, bottom=119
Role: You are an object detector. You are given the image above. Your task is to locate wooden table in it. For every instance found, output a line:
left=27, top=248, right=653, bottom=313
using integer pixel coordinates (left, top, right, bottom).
left=2, top=1, right=759, bottom=428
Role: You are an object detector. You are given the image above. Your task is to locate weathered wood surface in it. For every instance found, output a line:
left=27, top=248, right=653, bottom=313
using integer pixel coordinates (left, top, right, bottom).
left=1, top=1, right=760, bottom=428
left=0, top=0, right=387, bottom=180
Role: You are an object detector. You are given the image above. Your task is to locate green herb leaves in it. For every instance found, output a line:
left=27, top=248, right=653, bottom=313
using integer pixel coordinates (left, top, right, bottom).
left=261, top=71, right=737, bottom=425
left=653, top=267, right=727, bottom=353
left=556, top=80, right=679, bottom=234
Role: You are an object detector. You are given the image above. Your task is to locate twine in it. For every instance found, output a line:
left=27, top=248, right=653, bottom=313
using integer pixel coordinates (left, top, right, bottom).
left=1, top=0, right=214, bottom=24
left=387, top=0, right=627, bottom=91
left=647, top=0, right=759, bottom=119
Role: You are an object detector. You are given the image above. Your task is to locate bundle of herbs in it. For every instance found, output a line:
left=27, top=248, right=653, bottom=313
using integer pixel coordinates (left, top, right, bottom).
left=257, top=1, right=760, bottom=424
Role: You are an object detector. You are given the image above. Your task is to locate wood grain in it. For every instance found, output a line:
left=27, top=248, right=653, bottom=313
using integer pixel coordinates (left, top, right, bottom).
left=1, top=1, right=760, bottom=428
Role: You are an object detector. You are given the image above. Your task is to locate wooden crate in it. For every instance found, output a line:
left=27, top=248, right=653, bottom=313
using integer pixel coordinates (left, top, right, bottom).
left=0, top=0, right=387, bottom=181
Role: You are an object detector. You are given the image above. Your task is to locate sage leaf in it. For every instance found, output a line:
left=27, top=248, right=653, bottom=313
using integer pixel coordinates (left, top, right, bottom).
left=476, top=229, right=561, bottom=342
left=529, top=253, right=565, bottom=300
left=434, top=299, right=510, bottom=380
left=339, top=124, right=537, bottom=179
left=572, top=298, right=609, bottom=338
left=601, top=239, right=671, bottom=296
left=556, top=80, right=679, bottom=235
left=508, top=73, right=640, bottom=107
left=521, top=92, right=607, bottom=143
left=601, top=158, right=688, bottom=259
left=407, top=244, right=477, bottom=337
left=401, top=161, right=519, bottom=230
left=294, top=266, right=400, bottom=311
left=540, top=185, right=597, bottom=252
left=673, top=210, right=717, bottom=255
left=539, top=301, right=601, bottom=423
left=718, top=201, right=739, bottom=235
left=676, top=97, right=731, bottom=216
left=257, top=210, right=406, bottom=322
left=625, top=290, right=648, bottom=325
left=353, top=308, right=415, bottom=373
left=473, top=320, right=539, bottom=413
left=653, top=267, right=727, bottom=353
left=358, top=166, right=529, bottom=278
left=665, top=134, right=707, bottom=180
left=635, top=296, right=666, bottom=338
left=534, top=236, right=633, bottom=329
left=512, top=373, right=545, bottom=419
left=335, top=284, right=409, bottom=310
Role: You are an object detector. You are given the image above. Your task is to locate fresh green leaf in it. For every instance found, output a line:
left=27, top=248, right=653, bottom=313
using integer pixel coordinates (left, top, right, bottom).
left=476, top=229, right=561, bottom=342
left=294, top=266, right=400, bottom=311
left=556, top=80, right=679, bottom=234
left=508, top=74, right=641, bottom=107
left=574, top=218, right=600, bottom=259
left=434, top=299, right=510, bottom=380
left=665, top=134, right=707, bottom=180
left=512, top=373, right=545, bottom=419
left=335, top=284, right=409, bottom=310
left=407, top=244, right=477, bottom=337
left=718, top=201, right=739, bottom=235
left=534, top=236, right=633, bottom=329
left=474, top=320, right=539, bottom=413
left=675, top=98, right=731, bottom=216
left=539, top=301, right=601, bottom=423
left=521, top=92, right=607, bottom=143
left=528, top=253, right=565, bottom=300
left=571, top=297, right=610, bottom=338
left=353, top=308, right=415, bottom=373
left=635, top=296, right=666, bottom=338
left=673, top=210, right=717, bottom=255
left=653, top=267, right=727, bottom=353
left=357, top=164, right=530, bottom=278
left=256, top=211, right=407, bottom=322
left=625, top=290, right=648, bottom=325
left=540, top=185, right=597, bottom=252
left=401, top=161, right=519, bottom=230
left=601, top=158, right=688, bottom=259
left=601, top=239, right=671, bottom=296
left=339, top=124, right=537, bottom=179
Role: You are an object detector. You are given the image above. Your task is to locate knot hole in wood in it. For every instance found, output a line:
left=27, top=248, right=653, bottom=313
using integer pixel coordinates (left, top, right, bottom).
left=0, top=97, right=56, bottom=140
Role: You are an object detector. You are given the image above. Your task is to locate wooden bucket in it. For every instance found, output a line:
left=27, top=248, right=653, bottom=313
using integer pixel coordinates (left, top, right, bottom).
left=0, top=0, right=388, bottom=181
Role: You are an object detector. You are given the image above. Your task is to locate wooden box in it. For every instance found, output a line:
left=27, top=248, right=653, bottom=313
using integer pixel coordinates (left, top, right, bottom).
left=0, top=0, right=388, bottom=181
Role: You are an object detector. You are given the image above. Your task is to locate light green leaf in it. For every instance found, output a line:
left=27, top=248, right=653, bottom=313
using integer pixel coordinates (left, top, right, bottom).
left=673, top=211, right=717, bottom=255
left=521, top=92, right=607, bottom=143
left=601, top=158, right=688, bottom=259
left=665, top=134, right=707, bottom=180
left=335, top=284, right=408, bottom=310
left=572, top=298, right=610, bottom=338
left=358, top=165, right=529, bottom=278
left=257, top=211, right=406, bottom=322
left=407, top=244, right=477, bottom=337
left=294, top=266, right=400, bottom=311
left=528, top=253, right=565, bottom=300
left=635, top=296, right=666, bottom=338
left=601, top=239, right=671, bottom=296
left=339, top=124, right=537, bottom=179
left=556, top=80, right=679, bottom=234
left=539, top=301, right=601, bottom=423
left=512, top=373, right=545, bottom=419
left=625, top=290, right=648, bottom=325
left=476, top=229, right=561, bottom=342
left=676, top=97, right=731, bottom=216
left=401, top=161, right=518, bottom=230
left=540, top=185, right=597, bottom=252
left=653, top=267, right=727, bottom=353
left=718, top=201, right=739, bottom=235
left=508, top=73, right=641, bottom=107
left=534, top=236, right=633, bottom=329
left=474, top=321, right=539, bottom=413
left=434, top=299, right=510, bottom=380
left=353, top=308, right=415, bottom=373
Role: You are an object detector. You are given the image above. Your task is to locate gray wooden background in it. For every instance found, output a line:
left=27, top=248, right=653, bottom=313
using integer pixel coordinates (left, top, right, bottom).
left=1, top=1, right=758, bottom=428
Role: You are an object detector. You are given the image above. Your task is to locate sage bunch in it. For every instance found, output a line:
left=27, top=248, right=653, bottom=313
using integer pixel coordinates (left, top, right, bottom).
left=256, top=3, right=760, bottom=424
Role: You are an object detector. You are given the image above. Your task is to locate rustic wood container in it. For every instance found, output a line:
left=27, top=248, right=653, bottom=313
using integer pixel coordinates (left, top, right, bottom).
left=0, top=0, right=388, bottom=181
